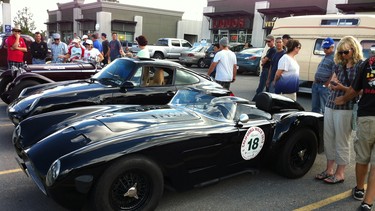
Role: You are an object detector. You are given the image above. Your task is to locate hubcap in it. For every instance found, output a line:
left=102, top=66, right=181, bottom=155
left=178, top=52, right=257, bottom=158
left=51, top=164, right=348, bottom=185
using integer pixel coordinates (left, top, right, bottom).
left=124, top=183, right=139, bottom=199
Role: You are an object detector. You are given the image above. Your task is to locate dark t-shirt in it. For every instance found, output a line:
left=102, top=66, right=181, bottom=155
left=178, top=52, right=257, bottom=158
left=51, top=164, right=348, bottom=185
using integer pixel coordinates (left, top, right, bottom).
left=109, top=40, right=122, bottom=60
left=263, top=46, right=276, bottom=70
left=102, top=40, right=109, bottom=56
left=30, top=41, right=48, bottom=60
left=269, top=50, right=285, bottom=82
left=352, top=57, right=375, bottom=116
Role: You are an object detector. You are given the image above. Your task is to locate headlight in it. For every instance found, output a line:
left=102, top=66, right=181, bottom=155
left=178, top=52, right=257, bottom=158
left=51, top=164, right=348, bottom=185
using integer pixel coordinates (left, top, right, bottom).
left=46, top=159, right=61, bottom=186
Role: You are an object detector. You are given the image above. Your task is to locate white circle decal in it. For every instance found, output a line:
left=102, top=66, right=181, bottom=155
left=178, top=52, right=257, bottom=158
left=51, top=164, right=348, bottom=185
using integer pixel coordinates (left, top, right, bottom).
left=241, top=126, right=265, bottom=160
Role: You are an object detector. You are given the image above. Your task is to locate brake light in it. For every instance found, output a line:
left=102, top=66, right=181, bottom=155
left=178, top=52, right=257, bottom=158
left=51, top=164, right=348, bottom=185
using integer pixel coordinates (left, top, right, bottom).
left=229, top=91, right=235, bottom=96
left=245, top=56, right=257, bottom=60
left=188, top=53, right=194, bottom=57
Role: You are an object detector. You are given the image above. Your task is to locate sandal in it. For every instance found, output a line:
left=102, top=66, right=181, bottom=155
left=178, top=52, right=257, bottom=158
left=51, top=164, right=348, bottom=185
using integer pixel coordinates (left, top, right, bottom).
left=315, top=171, right=333, bottom=180
left=323, top=175, right=345, bottom=184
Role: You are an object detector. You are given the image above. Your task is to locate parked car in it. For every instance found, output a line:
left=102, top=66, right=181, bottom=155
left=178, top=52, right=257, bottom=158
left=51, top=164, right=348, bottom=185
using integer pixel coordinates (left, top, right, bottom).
left=132, top=38, right=192, bottom=59
left=7, top=58, right=230, bottom=125
left=13, top=89, right=323, bottom=210
left=236, top=47, right=264, bottom=75
left=0, top=61, right=101, bottom=104
left=203, top=42, right=245, bottom=66
left=0, top=33, right=34, bottom=69
left=179, top=44, right=211, bottom=68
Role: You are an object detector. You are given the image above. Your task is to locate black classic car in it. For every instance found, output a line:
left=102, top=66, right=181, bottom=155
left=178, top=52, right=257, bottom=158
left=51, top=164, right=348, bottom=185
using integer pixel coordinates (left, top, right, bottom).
left=0, top=61, right=101, bottom=104
left=7, top=57, right=228, bottom=125
left=13, top=89, right=323, bottom=211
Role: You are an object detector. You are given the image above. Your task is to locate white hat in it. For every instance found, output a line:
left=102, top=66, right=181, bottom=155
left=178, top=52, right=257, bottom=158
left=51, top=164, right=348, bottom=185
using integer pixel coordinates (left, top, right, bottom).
left=85, top=39, right=93, bottom=45
left=72, top=38, right=81, bottom=43
left=82, top=35, right=88, bottom=39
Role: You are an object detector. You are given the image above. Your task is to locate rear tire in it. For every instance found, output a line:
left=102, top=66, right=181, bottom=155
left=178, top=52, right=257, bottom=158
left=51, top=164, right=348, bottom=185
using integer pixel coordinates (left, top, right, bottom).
left=153, top=52, right=164, bottom=60
left=0, top=76, right=12, bottom=94
left=197, top=59, right=206, bottom=68
left=91, top=155, right=164, bottom=211
left=8, top=80, right=40, bottom=104
left=277, top=128, right=318, bottom=178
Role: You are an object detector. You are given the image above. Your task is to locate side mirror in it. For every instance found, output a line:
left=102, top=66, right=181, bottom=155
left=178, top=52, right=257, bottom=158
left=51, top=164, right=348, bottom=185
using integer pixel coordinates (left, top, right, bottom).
left=120, top=81, right=135, bottom=92
left=239, top=114, right=249, bottom=123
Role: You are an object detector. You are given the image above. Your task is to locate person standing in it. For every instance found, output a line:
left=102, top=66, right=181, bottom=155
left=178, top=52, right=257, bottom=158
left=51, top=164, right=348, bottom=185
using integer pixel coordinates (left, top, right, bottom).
left=83, top=39, right=104, bottom=62
left=134, top=35, right=150, bottom=58
left=315, top=36, right=363, bottom=185
left=81, top=35, right=88, bottom=47
left=109, top=32, right=123, bottom=62
left=91, top=33, right=103, bottom=54
left=7, top=25, right=27, bottom=69
left=64, top=39, right=85, bottom=62
left=282, top=34, right=292, bottom=46
left=266, top=37, right=285, bottom=93
left=30, top=32, right=48, bottom=64
left=207, top=37, right=237, bottom=90
left=209, top=43, right=221, bottom=78
left=101, top=33, right=110, bottom=65
left=50, top=33, right=68, bottom=63
left=311, top=37, right=336, bottom=114
left=252, top=35, right=276, bottom=101
left=273, top=39, right=301, bottom=101
left=334, top=54, right=375, bottom=211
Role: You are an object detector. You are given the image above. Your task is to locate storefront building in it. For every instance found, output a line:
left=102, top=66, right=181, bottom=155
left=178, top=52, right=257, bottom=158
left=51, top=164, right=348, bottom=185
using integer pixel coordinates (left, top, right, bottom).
left=45, top=0, right=203, bottom=44
left=204, top=0, right=375, bottom=47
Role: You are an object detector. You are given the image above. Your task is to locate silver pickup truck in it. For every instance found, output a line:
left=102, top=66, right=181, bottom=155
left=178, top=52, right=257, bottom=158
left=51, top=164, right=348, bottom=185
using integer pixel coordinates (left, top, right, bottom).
left=132, top=38, right=192, bottom=59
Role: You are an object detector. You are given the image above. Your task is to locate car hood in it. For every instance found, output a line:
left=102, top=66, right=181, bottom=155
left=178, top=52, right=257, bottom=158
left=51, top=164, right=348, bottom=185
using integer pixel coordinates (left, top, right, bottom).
left=8, top=80, right=112, bottom=121
left=17, top=105, right=203, bottom=174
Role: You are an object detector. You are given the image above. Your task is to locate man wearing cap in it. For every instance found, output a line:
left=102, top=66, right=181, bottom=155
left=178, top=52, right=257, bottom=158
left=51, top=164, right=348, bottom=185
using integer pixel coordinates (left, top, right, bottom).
left=81, top=35, right=89, bottom=47
left=207, top=37, right=237, bottom=90
left=64, top=38, right=85, bottom=62
left=83, top=39, right=104, bottom=62
left=7, top=25, right=27, bottom=69
left=101, top=33, right=110, bottom=65
left=252, top=35, right=276, bottom=101
left=30, top=32, right=48, bottom=64
left=51, top=33, right=68, bottom=63
left=311, top=37, right=335, bottom=114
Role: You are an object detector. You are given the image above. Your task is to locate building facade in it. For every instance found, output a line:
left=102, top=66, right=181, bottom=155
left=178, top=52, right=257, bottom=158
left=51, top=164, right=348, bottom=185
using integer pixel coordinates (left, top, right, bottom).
left=204, top=0, right=375, bottom=47
left=45, top=0, right=204, bottom=44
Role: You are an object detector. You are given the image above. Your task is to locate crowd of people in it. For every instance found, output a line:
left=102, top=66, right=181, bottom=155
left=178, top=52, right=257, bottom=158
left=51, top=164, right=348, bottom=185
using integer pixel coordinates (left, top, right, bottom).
left=6, top=29, right=150, bottom=69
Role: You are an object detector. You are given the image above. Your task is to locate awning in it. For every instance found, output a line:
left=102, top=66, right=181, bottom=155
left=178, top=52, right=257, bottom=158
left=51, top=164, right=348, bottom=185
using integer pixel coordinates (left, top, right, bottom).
left=336, top=2, right=375, bottom=13
left=204, top=10, right=252, bottom=18
left=111, top=19, right=137, bottom=25
left=258, top=6, right=326, bottom=16
left=75, top=18, right=95, bottom=22
left=56, top=20, right=72, bottom=24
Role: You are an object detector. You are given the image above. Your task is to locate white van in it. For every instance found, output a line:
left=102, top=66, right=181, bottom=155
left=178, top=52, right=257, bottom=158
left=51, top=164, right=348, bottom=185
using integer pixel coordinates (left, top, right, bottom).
left=269, top=14, right=375, bottom=93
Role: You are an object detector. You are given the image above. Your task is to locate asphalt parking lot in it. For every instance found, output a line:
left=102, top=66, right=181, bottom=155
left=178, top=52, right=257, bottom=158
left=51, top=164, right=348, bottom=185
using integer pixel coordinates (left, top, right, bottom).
left=0, top=68, right=367, bottom=210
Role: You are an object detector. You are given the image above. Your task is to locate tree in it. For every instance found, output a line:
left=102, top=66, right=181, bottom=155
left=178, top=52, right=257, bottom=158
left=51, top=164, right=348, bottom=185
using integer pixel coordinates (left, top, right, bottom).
left=13, top=7, right=36, bottom=36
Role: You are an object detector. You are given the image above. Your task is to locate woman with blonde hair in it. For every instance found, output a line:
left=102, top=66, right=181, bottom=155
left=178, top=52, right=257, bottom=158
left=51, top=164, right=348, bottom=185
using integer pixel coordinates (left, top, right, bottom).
left=315, top=36, right=363, bottom=184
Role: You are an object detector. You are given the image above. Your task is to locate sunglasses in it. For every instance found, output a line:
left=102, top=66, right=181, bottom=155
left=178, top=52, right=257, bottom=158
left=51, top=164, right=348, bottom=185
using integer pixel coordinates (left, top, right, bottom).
left=266, top=40, right=271, bottom=43
left=338, top=49, right=351, bottom=55
left=323, top=47, right=330, bottom=50
left=54, top=39, right=60, bottom=41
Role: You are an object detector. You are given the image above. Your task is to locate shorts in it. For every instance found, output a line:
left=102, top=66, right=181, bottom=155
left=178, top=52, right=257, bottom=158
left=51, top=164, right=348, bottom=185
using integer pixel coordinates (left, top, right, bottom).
left=354, top=116, right=375, bottom=164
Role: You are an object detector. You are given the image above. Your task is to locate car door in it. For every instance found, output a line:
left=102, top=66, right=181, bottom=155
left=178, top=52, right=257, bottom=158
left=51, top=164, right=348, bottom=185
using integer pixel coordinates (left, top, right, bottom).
left=219, top=104, right=274, bottom=174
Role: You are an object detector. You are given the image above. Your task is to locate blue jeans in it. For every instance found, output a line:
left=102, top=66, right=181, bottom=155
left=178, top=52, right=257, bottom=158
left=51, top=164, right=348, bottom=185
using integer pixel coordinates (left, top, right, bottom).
left=311, top=82, right=329, bottom=114
left=252, top=68, right=269, bottom=101
left=32, top=58, right=45, bottom=64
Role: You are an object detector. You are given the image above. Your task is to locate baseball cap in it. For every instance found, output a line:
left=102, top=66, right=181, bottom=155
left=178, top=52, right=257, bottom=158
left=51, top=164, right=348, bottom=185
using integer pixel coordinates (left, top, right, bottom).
left=282, top=34, right=291, bottom=39
left=82, top=35, right=88, bottom=39
left=264, top=35, right=274, bottom=41
left=72, top=38, right=80, bottom=44
left=53, top=33, right=61, bottom=39
left=101, top=33, right=107, bottom=38
left=85, top=39, right=93, bottom=45
left=219, top=37, right=228, bottom=47
left=322, top=37, right=334, bottom=48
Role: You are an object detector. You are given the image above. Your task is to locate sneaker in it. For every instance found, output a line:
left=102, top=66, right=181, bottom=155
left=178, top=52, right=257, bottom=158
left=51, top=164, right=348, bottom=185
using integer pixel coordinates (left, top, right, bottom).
left=359, top=202, right=373, bottom=211
left=353, top=186, right=365, bottom=201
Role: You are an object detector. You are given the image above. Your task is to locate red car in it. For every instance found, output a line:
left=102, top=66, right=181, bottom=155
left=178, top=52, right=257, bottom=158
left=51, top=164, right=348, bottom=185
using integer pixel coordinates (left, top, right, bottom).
left=0, top=33, right=34, bottom=69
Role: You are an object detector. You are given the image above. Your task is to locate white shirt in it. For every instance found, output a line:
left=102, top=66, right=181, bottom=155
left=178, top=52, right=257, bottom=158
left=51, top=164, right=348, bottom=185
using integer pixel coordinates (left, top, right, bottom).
left=213, top=49, right=237, bottom=82
left=84, top=48, right=101, bottom=60
left=136, top=47, right=150, bottom=58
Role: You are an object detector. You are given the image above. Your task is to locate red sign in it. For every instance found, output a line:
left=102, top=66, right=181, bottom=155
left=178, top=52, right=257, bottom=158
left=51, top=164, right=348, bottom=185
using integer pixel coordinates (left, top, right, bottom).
left=212, top=17, right=246, bottom=29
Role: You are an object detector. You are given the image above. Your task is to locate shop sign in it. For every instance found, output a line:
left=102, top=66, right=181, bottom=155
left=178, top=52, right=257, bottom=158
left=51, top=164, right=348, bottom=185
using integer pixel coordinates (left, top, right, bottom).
left=264, top=21, right=275, bottom=28
left=212, top=17, right=246, bottom=29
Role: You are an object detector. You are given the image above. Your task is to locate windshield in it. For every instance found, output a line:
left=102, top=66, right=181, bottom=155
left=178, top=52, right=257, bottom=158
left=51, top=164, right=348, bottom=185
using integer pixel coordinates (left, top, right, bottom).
left=91, top=59, right=136, bottom=86
left=169, top=90, right=248, bottom=121
left=240, top=48, right=263, bottom=55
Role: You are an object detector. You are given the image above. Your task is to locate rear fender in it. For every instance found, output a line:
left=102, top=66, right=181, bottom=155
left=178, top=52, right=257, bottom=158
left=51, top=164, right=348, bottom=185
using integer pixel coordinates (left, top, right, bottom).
left=271, top=112, right=324, bottom=153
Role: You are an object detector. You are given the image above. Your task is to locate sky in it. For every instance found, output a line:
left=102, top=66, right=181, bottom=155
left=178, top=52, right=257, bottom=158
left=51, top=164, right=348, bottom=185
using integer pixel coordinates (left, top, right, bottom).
left=1, top=0, right=208, bottom=32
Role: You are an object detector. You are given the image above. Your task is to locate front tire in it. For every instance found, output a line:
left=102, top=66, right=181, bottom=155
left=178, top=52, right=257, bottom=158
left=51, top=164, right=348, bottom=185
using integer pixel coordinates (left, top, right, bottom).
left=153, top=52, right=164, bottom=60
left=277, top=128, right=318, bottom=178
left=7, top=80, right=40, bottom=104
left=92, top=156, right=164, bottom=211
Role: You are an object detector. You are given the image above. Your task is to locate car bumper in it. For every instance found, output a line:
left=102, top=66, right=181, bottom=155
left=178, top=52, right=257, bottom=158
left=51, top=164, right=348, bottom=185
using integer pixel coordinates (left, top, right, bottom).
left=179, top=57, right=199, bottom=64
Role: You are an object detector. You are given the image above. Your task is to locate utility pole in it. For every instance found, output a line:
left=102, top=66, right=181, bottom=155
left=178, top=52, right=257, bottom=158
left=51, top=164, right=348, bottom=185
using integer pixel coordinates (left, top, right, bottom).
left=1, top=0, right=12, bottom=33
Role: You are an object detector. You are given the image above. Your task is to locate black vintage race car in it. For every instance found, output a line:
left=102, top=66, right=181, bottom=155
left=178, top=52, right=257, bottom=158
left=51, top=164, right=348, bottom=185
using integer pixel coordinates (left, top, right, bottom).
left=0, top=61, right=101, bottom=104
left=7, top=57, right=228, bottom=125
left=13, top=89, right=323, bottom=211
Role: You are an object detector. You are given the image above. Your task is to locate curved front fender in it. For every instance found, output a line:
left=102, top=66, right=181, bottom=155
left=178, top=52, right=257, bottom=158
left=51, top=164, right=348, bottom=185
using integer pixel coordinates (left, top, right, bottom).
left=12, top=72, right=55, bottom=87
